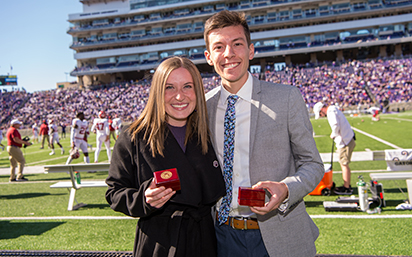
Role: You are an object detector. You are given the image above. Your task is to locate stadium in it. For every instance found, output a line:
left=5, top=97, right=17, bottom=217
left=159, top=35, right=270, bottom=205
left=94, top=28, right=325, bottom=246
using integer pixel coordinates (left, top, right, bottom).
left=68, top=0, right=412, bottom=85
left=2, top=0, right=412, bottom=126
left=1, top=0, right=412, bottom=256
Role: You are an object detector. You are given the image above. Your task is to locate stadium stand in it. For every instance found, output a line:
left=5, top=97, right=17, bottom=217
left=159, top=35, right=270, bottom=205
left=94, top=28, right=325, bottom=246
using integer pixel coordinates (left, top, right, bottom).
left=65, top=0, right=412, bottom=89
left=1, top=57, right=412, bottom=129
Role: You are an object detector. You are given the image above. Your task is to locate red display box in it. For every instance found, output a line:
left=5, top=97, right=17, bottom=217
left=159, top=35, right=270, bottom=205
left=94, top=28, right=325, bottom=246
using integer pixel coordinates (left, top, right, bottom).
left=154, top=168, right=181, bottom=191
left=238, top=187, right=265, bottom=207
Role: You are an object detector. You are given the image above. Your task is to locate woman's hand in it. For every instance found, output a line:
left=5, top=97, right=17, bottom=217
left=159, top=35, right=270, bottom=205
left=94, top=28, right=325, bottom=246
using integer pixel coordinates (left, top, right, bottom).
left=145, top=179, right=176, bottom=208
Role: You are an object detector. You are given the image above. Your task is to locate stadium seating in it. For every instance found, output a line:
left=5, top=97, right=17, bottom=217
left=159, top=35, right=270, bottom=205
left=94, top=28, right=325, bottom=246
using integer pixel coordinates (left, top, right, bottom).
left=1, top=58, right=412, bottom=128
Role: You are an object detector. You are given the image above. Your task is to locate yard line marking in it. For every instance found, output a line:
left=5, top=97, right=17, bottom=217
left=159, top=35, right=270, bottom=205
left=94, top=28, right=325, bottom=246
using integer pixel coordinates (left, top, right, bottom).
left=0, top=216, right=135, bottom=220
left=351, top=127, right=401, bottom=149
left=1, top=215, right=412, bottom=220
left=311, top=214, right=412, bottom=219
left=30, top=155, right=69, bottom=165
left=384, top=117, right=412, bottom=122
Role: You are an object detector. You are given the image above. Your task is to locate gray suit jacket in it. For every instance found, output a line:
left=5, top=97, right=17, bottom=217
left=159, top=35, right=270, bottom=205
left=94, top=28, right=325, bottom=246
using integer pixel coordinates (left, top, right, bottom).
left=206, top=76, right=324, bottom=257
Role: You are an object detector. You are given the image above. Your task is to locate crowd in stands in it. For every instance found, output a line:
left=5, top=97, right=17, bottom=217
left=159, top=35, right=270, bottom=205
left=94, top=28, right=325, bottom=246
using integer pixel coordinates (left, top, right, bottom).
left=0, top=90, right=30, bottom=125
left=1, top=58, right=412, bottom=129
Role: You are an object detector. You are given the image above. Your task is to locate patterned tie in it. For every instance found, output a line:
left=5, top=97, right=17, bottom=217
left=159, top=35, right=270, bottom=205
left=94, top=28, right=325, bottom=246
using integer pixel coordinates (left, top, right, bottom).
left=218, top=95, right=239, bottom=225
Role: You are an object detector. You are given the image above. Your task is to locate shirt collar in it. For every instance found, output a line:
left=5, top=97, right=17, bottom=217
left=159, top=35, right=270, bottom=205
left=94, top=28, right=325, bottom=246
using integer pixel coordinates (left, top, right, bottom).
left=219, top=72, right=253, bottom=105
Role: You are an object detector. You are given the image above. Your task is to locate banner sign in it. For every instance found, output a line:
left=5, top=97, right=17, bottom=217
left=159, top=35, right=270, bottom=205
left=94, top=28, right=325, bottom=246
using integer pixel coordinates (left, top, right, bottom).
left=385, top=149, right=412, bottom=171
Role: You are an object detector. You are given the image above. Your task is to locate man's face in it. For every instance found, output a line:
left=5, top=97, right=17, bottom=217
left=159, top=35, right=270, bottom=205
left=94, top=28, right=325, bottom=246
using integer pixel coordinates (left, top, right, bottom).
left=205, top=25, right=254, bottom=92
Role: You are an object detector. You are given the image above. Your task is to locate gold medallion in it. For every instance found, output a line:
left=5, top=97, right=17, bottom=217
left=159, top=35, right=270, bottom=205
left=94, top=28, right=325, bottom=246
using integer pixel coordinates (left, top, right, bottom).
left=161, top=170, right=173, bottom=180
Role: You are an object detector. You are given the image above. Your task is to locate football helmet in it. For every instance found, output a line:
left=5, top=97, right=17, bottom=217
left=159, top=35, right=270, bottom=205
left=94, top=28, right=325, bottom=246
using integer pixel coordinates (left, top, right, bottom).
left=70, top=147, right=80, bottom=159
left=98, top=111, right=106, bottom=119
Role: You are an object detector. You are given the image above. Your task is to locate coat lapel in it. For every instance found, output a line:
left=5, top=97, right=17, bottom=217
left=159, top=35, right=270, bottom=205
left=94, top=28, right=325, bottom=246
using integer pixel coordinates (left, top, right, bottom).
left=250, top=77, right=262, bottom=156
left=206, top=87, right=221, bottom=147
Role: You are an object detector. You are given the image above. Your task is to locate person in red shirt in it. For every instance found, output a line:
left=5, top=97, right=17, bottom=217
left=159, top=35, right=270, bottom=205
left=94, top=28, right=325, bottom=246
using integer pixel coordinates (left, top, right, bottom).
left=39, top=120, right=50, bottom=149
left=6, top=119, right=32, bottom=182
left=108, top=116, right=116, bottom=141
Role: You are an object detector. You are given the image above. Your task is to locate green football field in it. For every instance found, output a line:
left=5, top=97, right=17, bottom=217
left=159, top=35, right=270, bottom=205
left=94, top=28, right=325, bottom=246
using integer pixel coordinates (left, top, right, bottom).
left=0, top=111, right=411, bottom=255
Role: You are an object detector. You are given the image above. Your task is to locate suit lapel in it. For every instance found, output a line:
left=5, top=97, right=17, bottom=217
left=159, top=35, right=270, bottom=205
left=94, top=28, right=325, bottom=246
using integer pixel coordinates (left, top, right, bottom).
left=250, top=77, right=261, bottom=155
left=206, top=88, right=221, bottom=147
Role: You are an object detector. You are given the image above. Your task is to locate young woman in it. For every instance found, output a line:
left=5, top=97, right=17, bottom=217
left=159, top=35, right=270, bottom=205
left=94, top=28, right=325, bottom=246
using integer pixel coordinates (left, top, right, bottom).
left=105, top=57, right=225, bottom=257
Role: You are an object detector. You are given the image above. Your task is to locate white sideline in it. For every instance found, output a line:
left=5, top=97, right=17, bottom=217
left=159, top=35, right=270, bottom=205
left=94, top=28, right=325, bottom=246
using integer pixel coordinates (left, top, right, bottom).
left=1, top=215, right=412, bottom=220
left=351, top=127, right=401, bottom=149
left=0, top=216, right=135, bottom=220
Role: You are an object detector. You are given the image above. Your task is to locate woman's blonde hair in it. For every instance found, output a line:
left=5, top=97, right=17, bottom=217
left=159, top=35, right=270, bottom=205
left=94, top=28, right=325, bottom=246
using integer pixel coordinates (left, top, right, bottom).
left=128, top=56, right=209, bottom=157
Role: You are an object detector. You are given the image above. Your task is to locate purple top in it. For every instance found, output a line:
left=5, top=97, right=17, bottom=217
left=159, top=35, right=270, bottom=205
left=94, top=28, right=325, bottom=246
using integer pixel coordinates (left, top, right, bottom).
left=167, top=124, right=186, bottom=152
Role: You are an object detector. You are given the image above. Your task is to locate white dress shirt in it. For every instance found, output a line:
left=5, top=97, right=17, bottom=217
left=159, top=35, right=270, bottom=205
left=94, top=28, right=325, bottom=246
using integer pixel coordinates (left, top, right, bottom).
left=215, top=73, right=254, bottom=217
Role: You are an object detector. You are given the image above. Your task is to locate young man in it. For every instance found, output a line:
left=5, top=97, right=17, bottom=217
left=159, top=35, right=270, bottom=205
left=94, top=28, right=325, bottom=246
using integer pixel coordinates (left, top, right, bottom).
left=313, top=102, right=356, bottom=195
left=48, top=119, right=64, bottom=155
left=7, top=119, right=32, bottom=182
left=91, top=111, right=111, bottom=163
left=66, top=112, right=90, bottom=164
left=204, top=10, right=324, bottom=257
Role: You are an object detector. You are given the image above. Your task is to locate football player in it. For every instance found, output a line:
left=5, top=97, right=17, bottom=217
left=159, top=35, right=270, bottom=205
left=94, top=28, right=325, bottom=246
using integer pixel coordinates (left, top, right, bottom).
left=32, top=123, right=39, bottom=143
left=112, top=113, right=122, bottom=139
left=108, top=116, right=117, bottom=141
left=66, top=112, right=90, bottom=164
left=91, top=111, right=111, bottom=163
left=48, top=119, right=64, bottom=155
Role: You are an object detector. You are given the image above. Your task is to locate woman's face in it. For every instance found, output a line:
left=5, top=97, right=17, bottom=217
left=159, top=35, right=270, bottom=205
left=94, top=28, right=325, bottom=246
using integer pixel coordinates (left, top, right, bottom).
left=164, top=67, right=196, bottom=127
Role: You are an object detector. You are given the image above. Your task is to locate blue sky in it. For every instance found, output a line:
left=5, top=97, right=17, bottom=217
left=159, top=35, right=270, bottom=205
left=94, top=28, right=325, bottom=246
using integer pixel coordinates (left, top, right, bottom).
left=0, top=1, right=82, bottom=93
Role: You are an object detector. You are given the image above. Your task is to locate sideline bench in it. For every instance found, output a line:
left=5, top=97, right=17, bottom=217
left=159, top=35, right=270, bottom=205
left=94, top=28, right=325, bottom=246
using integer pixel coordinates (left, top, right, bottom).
left=369, top=150, right=412, bottom=202
left=370, top=172, right=412, bottom=202
left=44, top=163, right=110, bottom=211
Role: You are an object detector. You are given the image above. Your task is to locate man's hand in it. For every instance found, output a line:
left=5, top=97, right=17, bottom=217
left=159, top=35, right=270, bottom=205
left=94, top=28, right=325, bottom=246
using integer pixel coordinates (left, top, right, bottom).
left=250, top=181, right=288, bottom=215
left=145, top=179, right=176, bottom=209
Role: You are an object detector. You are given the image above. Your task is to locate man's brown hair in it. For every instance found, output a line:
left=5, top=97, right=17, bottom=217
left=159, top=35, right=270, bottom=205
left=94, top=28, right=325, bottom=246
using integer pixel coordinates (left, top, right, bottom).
left=204, top=10, right=251, bottom=52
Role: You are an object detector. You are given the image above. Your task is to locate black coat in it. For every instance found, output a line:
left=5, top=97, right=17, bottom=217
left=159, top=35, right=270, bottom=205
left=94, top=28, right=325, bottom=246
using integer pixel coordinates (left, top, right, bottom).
left=106, top=126, right=225, bottom=257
